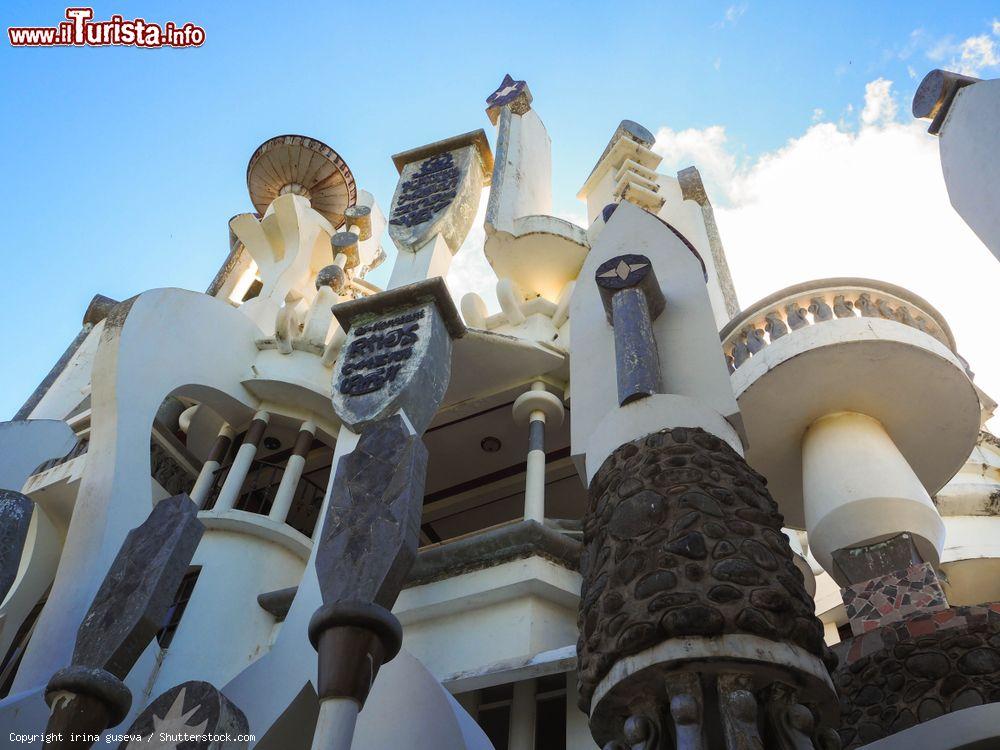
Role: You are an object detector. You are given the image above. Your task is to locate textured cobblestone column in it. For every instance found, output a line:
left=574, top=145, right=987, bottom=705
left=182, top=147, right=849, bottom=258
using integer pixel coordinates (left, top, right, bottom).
left=578, top=426, right=839, bottom=749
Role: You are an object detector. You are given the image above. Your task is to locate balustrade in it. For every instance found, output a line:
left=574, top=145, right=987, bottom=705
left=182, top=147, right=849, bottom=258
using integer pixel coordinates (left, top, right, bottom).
left=719, top=279, right=957, bottom=372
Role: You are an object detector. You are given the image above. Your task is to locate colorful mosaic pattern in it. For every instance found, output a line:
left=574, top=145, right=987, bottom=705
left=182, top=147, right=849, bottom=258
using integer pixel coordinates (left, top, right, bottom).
left=842, top=562, right=947, bottom=636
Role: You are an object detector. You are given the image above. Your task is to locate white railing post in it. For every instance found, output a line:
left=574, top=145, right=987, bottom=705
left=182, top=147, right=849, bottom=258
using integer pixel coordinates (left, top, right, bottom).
left=214, top=411, right=269, bottom=512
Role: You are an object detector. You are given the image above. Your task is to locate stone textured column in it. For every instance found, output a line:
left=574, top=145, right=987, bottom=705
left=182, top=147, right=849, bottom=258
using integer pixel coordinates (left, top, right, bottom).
left=512, top=382, right=564, bottom=524
left=578, top=427, right=838, bottom=748
left=213, top=411, right=269, bottom=512
left=269, top=420, right=316, bottom=523
left=189, top=424, right=234, bottom=509
left=509, top=679, right=537, bottom=750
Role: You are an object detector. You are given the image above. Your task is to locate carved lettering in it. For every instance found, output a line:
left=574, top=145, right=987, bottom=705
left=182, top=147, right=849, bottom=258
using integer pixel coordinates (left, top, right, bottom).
left=389, top=153, right=459, bottom=228
left=338, top=309, right=425, bottom=396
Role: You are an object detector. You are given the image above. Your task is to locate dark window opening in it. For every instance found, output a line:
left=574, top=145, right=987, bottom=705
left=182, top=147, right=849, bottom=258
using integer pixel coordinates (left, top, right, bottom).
left=477, top=683, right=513, bottom=750
left=157, top=567, right=201, bottom=648
left=535, top=674, right=567, bottom=749
left=837, top=621, right=853, bottom=642
left=242, top=279, right=263, bottom=301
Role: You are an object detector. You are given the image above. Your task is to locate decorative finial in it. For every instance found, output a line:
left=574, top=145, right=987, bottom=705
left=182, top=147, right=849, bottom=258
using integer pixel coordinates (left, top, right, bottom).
left=485, top=74, right=532, bottom=125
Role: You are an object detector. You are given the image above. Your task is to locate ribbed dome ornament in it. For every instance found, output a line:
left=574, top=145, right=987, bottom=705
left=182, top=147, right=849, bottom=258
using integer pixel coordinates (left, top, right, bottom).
left=246, top=134, right=357, bottom=228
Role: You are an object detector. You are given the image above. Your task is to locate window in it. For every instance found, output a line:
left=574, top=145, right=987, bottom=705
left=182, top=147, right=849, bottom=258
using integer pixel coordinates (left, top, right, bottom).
left=535, top=673, right=567, bottom=749
left=477, top=683, right=512, bottom=749
left=156, top=567, right=201, bottom=648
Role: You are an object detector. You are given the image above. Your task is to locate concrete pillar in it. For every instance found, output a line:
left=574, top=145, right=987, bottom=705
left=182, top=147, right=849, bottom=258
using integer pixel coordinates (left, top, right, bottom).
left=386, top=234, right=453, bottom=290
left=802, top=411, right=946, bottom=576
left=190, top=424, right=234, bottom=509
left=509, top=679, right=536, bottom=750
left=512, top=382, right=565, bottom=525
left=269, top=420, right=316, bottom=523
left=310, top=698, right=359, bottom=750
left=213, top=411, right=269, bottom=512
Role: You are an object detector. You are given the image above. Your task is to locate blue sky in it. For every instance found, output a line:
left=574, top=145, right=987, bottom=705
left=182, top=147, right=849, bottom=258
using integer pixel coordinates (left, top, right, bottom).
left=2, top=1, right=1000, bottom=419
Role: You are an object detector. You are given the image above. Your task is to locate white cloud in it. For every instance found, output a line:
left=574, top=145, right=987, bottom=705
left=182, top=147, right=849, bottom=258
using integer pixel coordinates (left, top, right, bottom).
left=811, top=108, right=825, bottom=123
left=651, top=78, right=1000, bottom=426
left=714, top=57, right=722, bottom=71
left=953, top=33, right=1000, bottom=75
left=713, top=3, right=748, bottom=29
left=860, top=77, right=897, bottom=125
left=652, top=124, right=740, bottom=203
left=923, top=20, right=1000, bottom=77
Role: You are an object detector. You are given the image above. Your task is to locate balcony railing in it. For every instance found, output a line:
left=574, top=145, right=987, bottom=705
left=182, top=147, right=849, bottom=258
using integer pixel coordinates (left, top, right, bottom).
left=202, top=458, right=325, bottom=538
left=719, top=278, right=958, bottom=372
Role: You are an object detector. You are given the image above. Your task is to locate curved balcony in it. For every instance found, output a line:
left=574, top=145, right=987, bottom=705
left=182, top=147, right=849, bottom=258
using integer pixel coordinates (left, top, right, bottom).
left=719, top=278, right=983, bottom=574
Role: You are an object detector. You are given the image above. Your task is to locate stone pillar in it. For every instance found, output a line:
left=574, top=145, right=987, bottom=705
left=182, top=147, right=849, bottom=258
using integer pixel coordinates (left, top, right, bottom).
left=269, top=420, right=316, bottom=523
left=190, top=424, right=234, bottom=509
left=578, top=427, right=837, bottom=747
left=214, top=411, right=269, bottom=512
left=509, top=679, right=536, bottom=750
left=570, top=204, right=838, bottom=748
left=512, top=382, right=565, bottom=524
left=307, top=278, right=462, bottom=750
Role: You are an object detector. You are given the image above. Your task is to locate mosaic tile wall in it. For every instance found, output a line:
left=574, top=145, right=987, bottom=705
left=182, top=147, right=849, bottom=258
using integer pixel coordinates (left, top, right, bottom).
left=842, top=562, right=947, bottom=636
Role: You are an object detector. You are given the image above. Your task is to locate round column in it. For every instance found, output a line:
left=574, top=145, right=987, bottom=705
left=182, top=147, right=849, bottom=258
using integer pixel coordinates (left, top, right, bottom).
left=512, top=383, right=564, bottom=524
left=803, top=411, right=945, bottom=576
left=214, top=411, right=270, bottom=512
left=269, top=420, right=317, bottom=523
left=190, top=424, right=234, bottom=509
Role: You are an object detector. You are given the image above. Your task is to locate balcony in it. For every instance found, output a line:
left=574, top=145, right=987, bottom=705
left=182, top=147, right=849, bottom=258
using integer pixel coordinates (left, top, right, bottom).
left=719, top=278, right=984, bottom=575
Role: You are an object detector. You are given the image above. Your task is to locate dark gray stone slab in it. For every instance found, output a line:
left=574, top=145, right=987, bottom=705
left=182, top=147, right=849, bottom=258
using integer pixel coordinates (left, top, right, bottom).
left=331, top=279, right=458, bottom=435
left=0, top=490, right=33, bottom=602
left=72, top=494, right=204, bottom=678
left=595, top=254, right=666, bottom=406
left=118, top=680, right=249, bottom=749
left=315, top=415, right=427, bottom=609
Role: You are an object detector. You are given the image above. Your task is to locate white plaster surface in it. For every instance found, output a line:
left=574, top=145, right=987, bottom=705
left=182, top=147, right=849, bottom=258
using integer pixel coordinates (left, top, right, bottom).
left=938, top=79, right=1000, bottom=264
left=803, top=411, right=945, bottom=573
left=569, top=201, right=741, bottom=480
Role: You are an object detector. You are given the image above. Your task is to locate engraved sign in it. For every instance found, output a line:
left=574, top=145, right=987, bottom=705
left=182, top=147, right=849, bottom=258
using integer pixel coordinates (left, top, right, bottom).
left=389, top=153, right=459, bottom=230
left=338, top=308, right=425, bottom=397
left=332, top=296, right=452, bottom=436
left=387, top=130, right=492, bottom=255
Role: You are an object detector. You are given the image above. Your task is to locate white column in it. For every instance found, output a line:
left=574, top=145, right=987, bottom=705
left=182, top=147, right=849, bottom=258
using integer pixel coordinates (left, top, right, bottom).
left=512, top=382, right=565, bottom=524
left=386, top=234, right=453, bottom=290
left=524, top=407, right=547, bottom=523
left=214, top=410, right=269, bottom=512
left=269, top=420, right=317, bottom=523
left=310, top=698, right=360, bottom=750
left=803, top=411, right=945, bottom=575
left=189, top=424, right=234, bottom=509
left=565, top=672, right=598, bottom=749
left=509, top=679, right=537, bottom=750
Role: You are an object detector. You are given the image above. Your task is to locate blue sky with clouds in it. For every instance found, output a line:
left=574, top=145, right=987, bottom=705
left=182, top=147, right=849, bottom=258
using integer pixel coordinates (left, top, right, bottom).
left=2, top=1, right=1000, bottom=419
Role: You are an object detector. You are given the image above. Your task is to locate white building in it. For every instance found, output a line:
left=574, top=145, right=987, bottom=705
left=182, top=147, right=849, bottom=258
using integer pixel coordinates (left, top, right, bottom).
left=1, top=74, right=999, bottom=750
